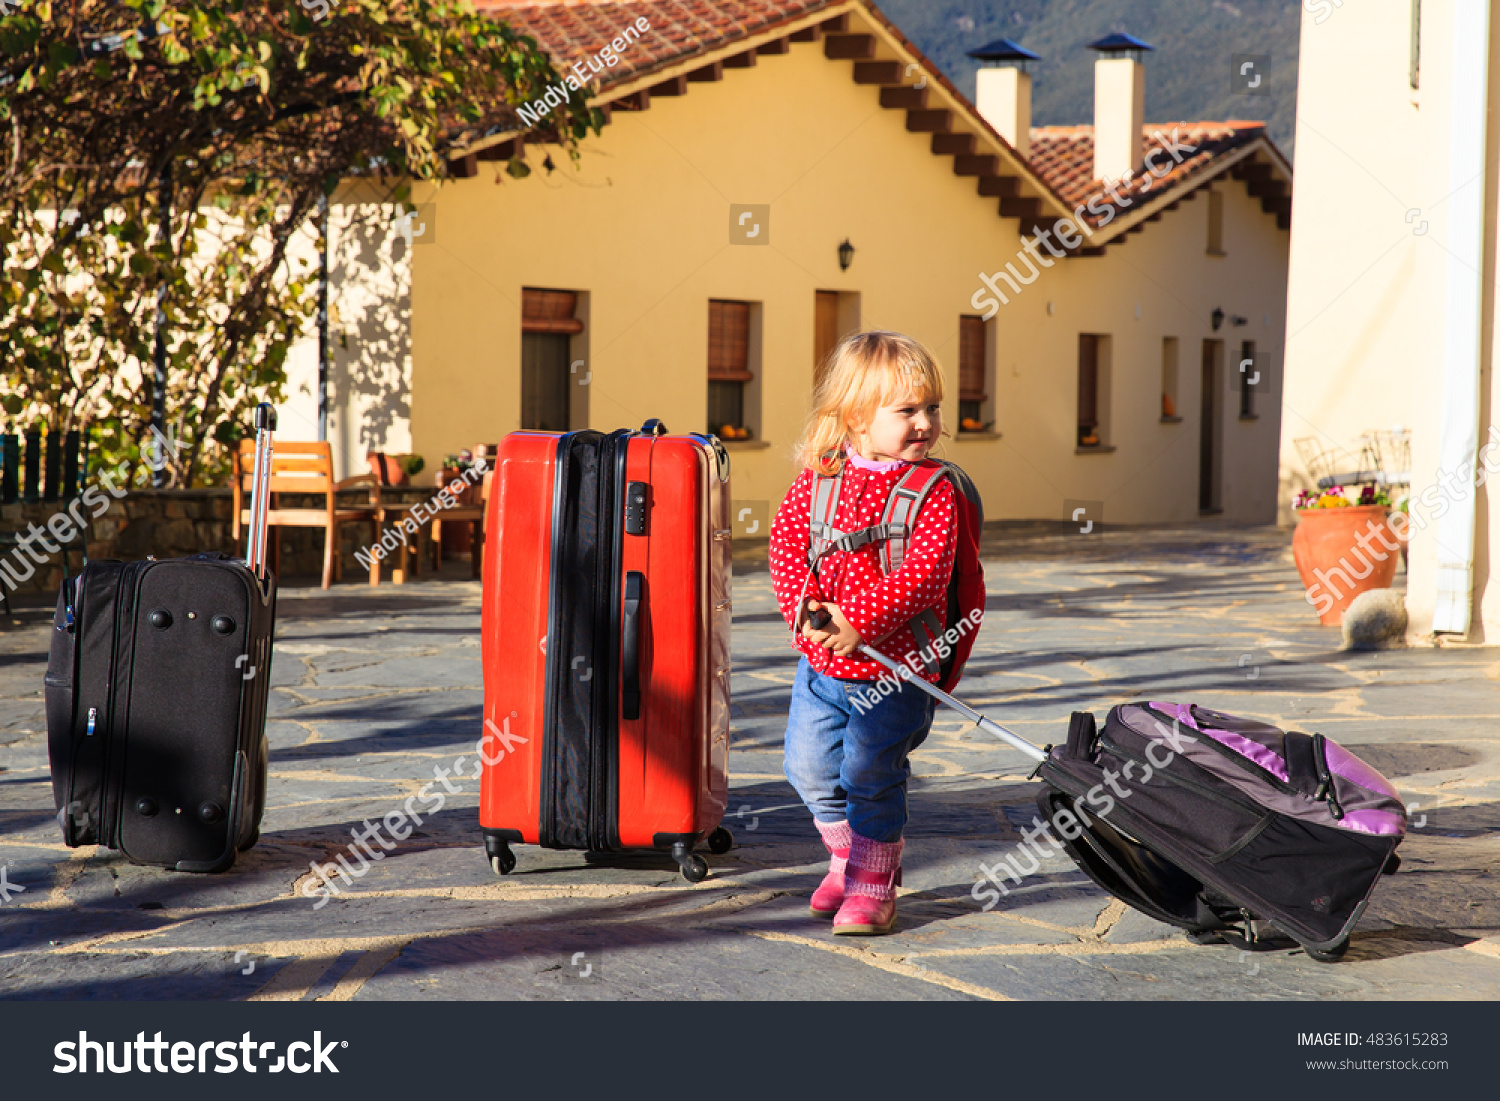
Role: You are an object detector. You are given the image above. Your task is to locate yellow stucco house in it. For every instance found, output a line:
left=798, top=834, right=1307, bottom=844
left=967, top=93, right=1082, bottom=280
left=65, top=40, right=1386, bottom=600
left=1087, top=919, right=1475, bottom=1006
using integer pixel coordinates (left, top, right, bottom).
left=285, top=0, right=1293, bottom=530
left=1279, top=0, right=1500, bottom=643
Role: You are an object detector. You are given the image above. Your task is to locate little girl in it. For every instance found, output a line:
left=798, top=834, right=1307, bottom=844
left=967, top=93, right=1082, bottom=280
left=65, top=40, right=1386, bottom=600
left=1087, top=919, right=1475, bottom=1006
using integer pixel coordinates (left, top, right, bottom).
left=769, top=330, right=958, bottom=936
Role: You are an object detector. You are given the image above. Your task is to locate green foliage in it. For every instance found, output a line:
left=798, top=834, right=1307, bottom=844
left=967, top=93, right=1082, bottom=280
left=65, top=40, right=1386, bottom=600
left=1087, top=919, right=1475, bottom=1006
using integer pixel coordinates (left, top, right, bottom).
left=0, top=0, right=597, bottom=486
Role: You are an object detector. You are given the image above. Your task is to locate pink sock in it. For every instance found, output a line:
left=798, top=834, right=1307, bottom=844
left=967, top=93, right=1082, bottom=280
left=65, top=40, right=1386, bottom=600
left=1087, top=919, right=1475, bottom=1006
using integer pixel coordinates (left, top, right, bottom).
left=845, top=834, right=904, bottom=900
left=815, top=819, right=852, bottom=868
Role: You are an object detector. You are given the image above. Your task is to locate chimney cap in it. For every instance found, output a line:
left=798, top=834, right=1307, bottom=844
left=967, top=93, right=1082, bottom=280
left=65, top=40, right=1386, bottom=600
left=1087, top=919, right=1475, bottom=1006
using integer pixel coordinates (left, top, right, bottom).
left=966, top=38, right=1042, bottom=65
left=1087, top=32, right=1155, bottom=55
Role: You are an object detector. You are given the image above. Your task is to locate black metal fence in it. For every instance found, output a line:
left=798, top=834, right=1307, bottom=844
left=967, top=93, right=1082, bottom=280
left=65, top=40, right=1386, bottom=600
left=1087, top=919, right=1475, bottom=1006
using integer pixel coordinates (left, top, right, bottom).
left=0, top=430, right=86, bottom=505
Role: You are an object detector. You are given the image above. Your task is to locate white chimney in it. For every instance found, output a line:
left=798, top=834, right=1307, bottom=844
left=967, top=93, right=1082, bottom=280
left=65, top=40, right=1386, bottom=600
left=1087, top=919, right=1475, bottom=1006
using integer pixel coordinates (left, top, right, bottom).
left=976, top=69, right=1031, bottom=157
left=967, top=38, right=1041, bottom=159
left=1089, top=33, right=1152, bottom=183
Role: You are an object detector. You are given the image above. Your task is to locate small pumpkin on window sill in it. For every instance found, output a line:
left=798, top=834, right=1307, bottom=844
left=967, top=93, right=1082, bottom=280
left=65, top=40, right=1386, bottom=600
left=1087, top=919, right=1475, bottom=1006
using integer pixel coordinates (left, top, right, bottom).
left=959, top=417, right=992, bottom=433
left=717, top=424, right=753, bottom=440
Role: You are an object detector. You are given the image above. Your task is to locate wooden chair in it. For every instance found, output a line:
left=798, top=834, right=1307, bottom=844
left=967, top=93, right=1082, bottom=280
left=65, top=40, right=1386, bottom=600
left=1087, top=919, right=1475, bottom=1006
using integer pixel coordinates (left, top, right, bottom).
left=233, top=440, right=378, bottom=590
left=365, top=452, right=429, bottom=585
left=427, top=465, right=492, bottom=579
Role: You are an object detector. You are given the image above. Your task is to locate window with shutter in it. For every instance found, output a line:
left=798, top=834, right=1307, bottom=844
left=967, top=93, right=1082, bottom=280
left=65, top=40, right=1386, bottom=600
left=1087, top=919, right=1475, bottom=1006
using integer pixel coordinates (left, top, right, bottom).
left=521, top=288, right=582, bottom=431
left=814, top=291, right=839, bottom=384
left=708, top=300, right=752, bottom=382
left=1161, top=336, right=1180, bottom=420
left=1078, top=334, right=1100, bottom=446
left=1239, top=340, right=1256, bottom=418
left=708, top=299, right=758, bottom=438
left=522, top=288, right=584, bottom=334
left=1207, top=189, right=1225, bottom=256
left=958, top=315, right=988, bottom=431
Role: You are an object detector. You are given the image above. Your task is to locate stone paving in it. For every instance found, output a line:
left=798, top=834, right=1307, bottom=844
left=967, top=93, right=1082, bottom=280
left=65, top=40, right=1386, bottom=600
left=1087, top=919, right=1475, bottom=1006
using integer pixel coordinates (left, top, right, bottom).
left=1, top=526, right=1498, bottom=1001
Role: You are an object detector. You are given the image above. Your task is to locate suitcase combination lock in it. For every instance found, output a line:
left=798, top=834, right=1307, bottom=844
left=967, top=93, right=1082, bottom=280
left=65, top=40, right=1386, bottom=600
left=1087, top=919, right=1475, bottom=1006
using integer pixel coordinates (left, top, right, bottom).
left=624, top=481, right=648, bottom=536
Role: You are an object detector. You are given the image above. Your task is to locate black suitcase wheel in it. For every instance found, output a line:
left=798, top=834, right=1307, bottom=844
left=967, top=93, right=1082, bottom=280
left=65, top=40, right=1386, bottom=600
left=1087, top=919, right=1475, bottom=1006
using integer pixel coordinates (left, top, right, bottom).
left=490, top=845, right=517, bottom=876
left=669, top=840, right=709, bottom=882
left=707, top=827, right=733, bottom=855
left=1305, top=939, right=1348, bottom=963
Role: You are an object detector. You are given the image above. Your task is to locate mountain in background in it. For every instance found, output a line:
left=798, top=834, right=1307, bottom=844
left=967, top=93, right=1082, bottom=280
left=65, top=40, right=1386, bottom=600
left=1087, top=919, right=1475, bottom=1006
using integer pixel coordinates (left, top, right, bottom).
left=876, top=0, right=1302, bottom=160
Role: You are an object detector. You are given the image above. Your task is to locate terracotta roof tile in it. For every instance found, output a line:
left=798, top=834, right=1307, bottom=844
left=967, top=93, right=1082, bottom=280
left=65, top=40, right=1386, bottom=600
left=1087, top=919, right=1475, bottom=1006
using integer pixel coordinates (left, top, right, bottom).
left=1028, top=121, right=1268, bottom=227
left=474, top=0, right=833, bottom=92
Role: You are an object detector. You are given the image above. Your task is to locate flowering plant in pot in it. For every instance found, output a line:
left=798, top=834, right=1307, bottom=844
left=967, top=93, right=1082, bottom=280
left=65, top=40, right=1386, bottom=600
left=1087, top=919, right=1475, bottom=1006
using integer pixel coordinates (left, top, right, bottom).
left=1292, top=484, right=1401, bottom=626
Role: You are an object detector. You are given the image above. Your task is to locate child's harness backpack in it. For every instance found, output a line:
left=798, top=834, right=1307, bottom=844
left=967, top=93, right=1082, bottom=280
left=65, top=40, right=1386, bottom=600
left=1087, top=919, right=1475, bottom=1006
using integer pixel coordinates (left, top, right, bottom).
left=801, top=459, right=984, bottom=692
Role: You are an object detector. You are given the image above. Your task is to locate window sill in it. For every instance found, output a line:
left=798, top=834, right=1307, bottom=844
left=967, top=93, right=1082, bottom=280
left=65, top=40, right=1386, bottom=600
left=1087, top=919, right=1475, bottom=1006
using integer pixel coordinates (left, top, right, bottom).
left=721, top=439, right=771, bottom=451
left=1238, top=414, right=1259, bottom=422
left=1075, top=445, right=1117, bottom=455
left=1206, top=249, right=1228, bottom=258
left=1160, top=415, right=1183, bottom=424
left=956, top=431, right=1002, bottom=441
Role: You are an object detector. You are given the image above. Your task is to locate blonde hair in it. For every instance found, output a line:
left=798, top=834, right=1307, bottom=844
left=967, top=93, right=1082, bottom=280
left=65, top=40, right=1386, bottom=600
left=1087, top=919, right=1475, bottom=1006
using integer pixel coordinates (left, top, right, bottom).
left=795, top=330, right=946, bottom=476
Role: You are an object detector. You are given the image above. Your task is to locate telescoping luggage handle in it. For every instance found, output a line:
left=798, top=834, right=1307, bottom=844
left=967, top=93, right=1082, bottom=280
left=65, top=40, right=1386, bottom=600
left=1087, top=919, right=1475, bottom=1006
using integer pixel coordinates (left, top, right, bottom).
left=246, top=403, right=277, bottom=580
left=805, top=606, right=1046, bottom=763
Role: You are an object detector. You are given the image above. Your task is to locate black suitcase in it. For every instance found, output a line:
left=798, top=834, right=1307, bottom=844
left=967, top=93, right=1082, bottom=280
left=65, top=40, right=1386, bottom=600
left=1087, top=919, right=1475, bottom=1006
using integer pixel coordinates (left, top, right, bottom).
left=45, top=405, right=278, bottom=872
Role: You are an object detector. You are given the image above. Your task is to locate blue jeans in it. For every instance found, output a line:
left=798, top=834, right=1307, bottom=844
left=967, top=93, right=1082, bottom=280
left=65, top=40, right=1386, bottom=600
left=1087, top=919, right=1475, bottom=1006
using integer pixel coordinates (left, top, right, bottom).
left=782, top=657, right=937, bottom=843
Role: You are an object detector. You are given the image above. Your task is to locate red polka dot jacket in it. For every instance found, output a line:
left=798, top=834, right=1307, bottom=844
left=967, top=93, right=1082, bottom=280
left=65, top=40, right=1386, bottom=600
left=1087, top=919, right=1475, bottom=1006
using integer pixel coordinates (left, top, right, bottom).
left=769, top=449, right=957, bottom=683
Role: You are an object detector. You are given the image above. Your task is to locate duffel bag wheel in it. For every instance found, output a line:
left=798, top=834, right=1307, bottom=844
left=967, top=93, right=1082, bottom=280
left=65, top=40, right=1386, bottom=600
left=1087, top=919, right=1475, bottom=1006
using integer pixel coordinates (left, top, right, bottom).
left=680, top=855, right=710, bottom=882
left=1306, top=940, right=1348, bottom=963
left=707, top=827, right=734, bottom=855
left=490, top=847, right=517, bottom=877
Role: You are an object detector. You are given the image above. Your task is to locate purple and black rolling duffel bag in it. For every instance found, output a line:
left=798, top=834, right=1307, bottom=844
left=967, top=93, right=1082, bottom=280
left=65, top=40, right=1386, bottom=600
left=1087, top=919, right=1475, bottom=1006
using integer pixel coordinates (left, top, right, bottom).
left=1036, top=701, right=1407, bottom=961
left=804, top=607, right=1409, bottom=962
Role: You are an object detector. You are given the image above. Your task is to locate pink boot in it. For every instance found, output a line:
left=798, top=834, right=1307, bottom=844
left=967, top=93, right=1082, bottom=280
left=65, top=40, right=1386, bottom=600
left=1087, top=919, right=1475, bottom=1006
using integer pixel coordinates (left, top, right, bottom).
left=810, top=819, right=852, bottom=918
left=833, top=833, right=904, bottom=936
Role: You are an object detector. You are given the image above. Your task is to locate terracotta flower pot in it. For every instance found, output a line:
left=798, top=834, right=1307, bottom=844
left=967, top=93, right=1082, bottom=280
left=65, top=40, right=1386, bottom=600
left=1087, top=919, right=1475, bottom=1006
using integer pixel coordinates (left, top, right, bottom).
left=1292, top=505, right=1401, bottom=626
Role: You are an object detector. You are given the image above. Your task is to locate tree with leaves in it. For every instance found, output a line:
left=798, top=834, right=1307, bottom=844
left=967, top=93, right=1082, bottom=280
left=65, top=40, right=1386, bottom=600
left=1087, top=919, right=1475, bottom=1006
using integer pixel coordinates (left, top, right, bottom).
left=0, top=0, right=598, bottom=486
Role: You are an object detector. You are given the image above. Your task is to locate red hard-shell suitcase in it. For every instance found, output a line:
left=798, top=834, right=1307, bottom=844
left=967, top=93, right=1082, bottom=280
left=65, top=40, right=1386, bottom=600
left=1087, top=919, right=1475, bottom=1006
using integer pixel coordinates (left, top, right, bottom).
left=479, top=423, right=732, bottom=880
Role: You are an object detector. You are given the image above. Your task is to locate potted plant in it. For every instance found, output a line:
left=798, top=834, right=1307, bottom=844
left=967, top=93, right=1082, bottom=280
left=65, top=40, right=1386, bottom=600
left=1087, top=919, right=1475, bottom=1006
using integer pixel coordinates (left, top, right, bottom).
left=1292, top=484, right=1400, bottom=626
